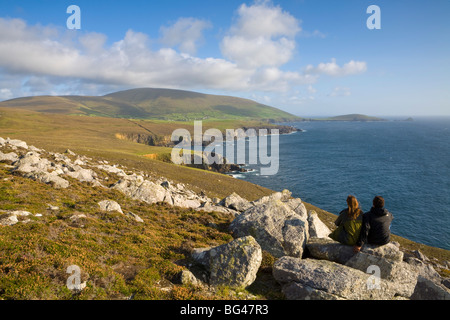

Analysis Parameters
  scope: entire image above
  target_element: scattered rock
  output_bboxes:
[251,189,292,206]
[125,212,144,223]
[0,151,19,163]
[47,204,60,211]
[66,168,97,183]
[0,214,19,226]
[413,250,430,262]
[6,138,28,150]
[196,203,239,216]
[192,236,262,288]
[98,200,123,214]
[65,149,76,156]
[112,176,173,206]
[219,192,252,212]
[178,270,202,287]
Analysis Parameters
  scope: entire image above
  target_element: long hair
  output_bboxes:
[347,195,362,220]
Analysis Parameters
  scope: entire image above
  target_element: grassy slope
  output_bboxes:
[0,107,448,300]
[0,88,302,122]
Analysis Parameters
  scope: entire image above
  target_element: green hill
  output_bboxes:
[0,88,301,122]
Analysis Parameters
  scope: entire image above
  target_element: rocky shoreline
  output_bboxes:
[1,136,449,300]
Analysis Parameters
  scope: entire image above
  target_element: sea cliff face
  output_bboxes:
[0,136,449,300]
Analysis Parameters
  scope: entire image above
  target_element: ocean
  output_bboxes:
[227,118,450,250]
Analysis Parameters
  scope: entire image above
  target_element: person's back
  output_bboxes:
[354,196,393,252]
[329,195,363,246]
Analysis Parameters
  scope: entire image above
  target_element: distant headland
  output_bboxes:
[302,114,387,122]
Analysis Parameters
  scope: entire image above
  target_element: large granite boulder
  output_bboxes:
[192,236,262,288]
[229,200,308,258]
[273,257,406,300]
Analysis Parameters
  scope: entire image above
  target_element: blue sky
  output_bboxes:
[0,0,448,116]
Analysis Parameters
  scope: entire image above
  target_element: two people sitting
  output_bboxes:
[329,195,393,253]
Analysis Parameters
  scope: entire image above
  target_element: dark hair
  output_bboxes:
[373,196,385,208]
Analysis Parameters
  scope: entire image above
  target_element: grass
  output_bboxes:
[1,163,277,300]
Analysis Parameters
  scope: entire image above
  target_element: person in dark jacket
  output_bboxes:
[353,196,393,253]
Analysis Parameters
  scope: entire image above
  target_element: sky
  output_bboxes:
[0,0,449,117]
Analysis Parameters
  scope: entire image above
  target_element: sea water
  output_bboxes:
[229,118,450,250]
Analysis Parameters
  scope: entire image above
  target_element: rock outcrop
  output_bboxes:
[229,199,308,258]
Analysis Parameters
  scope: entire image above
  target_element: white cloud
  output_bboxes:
[220,1,301,68]
[328,86,351,97]
[0,88,13,100]
[160,17,212,55]
[0,8,367,103]
[305,58,367,77]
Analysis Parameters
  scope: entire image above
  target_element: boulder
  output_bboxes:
[125,212,144,223]
[6,138,28,150]
[192,236,262,288]
[405,257,442,282]
[306,237,356,264]
[13,152,51,174]
[229,200,308,258]
[410,275,450,300]
[0,137,5,146]
[66,168,97,183]
[283,197,307,218]
[171,194,201,209]
[112,176,172,205]
[281,281,346,300]
[360,242,404,262]
[96,164,127,177]
[250,189,292,206]
[178,270,202,287]
[219,192,252,212]
[98,200,123,214]
[307,210,332,238]
[0,214,19,226]
[0,210,33,226]
[345,246,418,298]
[25,171,70,189]
[273,257,403,300]
[195,203,239,216]
[0,151,19,163]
